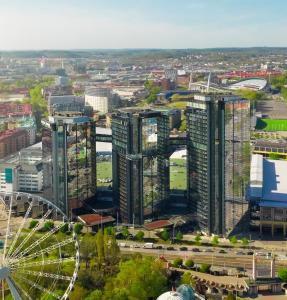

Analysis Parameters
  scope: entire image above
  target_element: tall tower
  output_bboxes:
[49,114,96,217]
[186,93,250,235]
[112,108,169,225]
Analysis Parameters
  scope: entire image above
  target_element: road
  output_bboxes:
[119,241,287,271]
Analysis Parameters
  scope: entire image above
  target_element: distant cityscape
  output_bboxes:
[0,48,287,299]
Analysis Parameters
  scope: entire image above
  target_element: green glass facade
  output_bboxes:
[186,94,250,235]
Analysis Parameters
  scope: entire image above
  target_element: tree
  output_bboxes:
[69,285,88,300]
[160,229,170,241]
[60,223,69,233]
[194,234,202,245]
[121,226,129,239]
[278,268,287,282]
[180,273,196,287]
[200,264,211,273]
[225,292,236,300]
[74,223,84,235]
[29,220,39,229]
[103,256,167,300]
[184,259,194,269]
[175,231,183,242]
[173,258,183,268]
[43,221,54,232]
[135,230,145,241]
[84,290,103,300]
[80,234,97,269]
[211,235,219,247]
[241,237,250,247]
[104,226,115,236]
[229,236,238,246]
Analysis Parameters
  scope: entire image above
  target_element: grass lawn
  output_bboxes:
[166,101,188,110]
[97,161,112,186]
[170,158,186,190]
[256,118,287,131]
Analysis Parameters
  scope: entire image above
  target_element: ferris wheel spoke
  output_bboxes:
[11,237,74,266]
[10,222,67,261]
[17,269,72,281]
[3,196,13,261]
[6,277,22,300]
[7,200,34,257]
[9,208,54,259]
[13,274,61,299]
[10,257,76,270]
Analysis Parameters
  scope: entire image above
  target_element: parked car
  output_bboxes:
[219,249,227,254]
[155,245,163,250]
[192,248,200,252]
[247,251,254,255]
[166,246,175,251]
[180,247,188,251]
[203,248,213,253]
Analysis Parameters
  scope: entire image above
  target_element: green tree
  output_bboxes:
[269,153,280,160]
[74,223,84,235]
[135,230,145,241]
[211,235,219,247]
[180,273,196,287]
[241,237,250,247]
[184,259,194,269]
[80,234,97,269]
[104,226,115,236]
[84,290,103,300]
[60,223,69,233]
[43,221,54,232]
[160,229,170,241]
[194,234,202,245]
[29,220,39,229]
[103,256,167,300]
[225,292,236,300]
[69,285,88,300]
[121,226,129,239]
[200,264,211,273]
[173,258,183,268]
[229,236,238,246]
[175,231,183,242]
[278,268,287,282]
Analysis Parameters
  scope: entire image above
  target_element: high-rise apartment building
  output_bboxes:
[186,94,250,235]
[48,114,96,216]
[112,108,169,225]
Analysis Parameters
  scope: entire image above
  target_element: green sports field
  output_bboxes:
[97,161,112,187]
[170,158,187,190]
[256,119,287,131]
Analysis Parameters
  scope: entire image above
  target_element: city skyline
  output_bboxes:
[1,0,287,50]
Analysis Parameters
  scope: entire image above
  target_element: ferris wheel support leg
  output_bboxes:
[6,277,22,300]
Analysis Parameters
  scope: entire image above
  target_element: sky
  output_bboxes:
[0,0,286,50]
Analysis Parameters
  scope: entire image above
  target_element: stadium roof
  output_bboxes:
[228,78,267,91]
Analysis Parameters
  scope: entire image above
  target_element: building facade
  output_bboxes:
[0,129,29,159]
[112,108,170,225]
[186,94,250,235]
[85,87,120,113]
[49,114,96,216]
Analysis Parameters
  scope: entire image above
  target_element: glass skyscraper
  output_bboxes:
[112,108,169,225]
[186,94,250,235]
[48,114,96,217]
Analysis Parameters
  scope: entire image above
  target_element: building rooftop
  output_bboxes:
[262,159,287,202]
[78,214,115,227]
[228,78,267,91]
[144,219,172,230]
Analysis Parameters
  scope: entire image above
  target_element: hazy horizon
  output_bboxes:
[1,0,287,50]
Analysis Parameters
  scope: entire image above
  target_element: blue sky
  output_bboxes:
[0,0,286,50]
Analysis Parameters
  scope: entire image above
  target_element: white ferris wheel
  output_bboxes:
[0,192,80,300]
